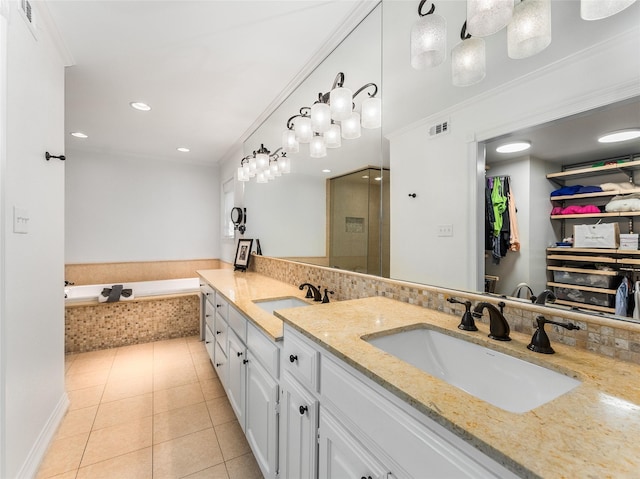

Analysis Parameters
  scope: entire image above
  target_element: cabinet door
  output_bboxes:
[227,328,247,430]
[318,408,389,479]
[204,324,215,363]
[214,340,228,389]
[246,352,279,479]
[279,371,318,479]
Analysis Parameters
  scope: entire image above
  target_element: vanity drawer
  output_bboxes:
[200,283,216,306]
[214,293,229,321]
[248,322,279,379]
[228,306,248,343]
[283,327,319,392]
[204,299,216,331]
[214,315,228,351]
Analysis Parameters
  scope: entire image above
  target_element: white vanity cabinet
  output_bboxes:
[227,328,247,429]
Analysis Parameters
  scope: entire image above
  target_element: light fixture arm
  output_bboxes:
[286,107,311,130]
[418,0,436,16]
[255,143,270,156]
[353,82,378,100]
[332,72,345,89]
[460,20,472,40]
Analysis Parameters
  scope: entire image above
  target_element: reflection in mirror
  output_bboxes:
[481,96,640,323]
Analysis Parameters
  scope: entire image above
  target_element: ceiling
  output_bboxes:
[44,0,378,165]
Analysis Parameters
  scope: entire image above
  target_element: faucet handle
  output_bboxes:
[446,297,478,331]
[322,289,334,303]
[303,285,313,299]
[528,315,580,354]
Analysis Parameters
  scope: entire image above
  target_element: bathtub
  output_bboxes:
[65,277,200,303]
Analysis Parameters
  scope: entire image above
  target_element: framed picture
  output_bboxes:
[234,238,254,271]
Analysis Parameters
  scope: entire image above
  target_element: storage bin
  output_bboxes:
[552,270,619,289]
[553,287,613,308]
[574,223,619,248]
[619,233,639,250]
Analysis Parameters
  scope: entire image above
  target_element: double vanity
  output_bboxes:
[197,269,640,478]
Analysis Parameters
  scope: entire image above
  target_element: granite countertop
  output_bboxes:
[198,269,640,478]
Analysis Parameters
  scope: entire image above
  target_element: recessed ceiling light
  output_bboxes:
[598,129,640,143]
[362,175,369,179]
[322,169,331,173]
[496,141,531,153]
[70,132,88,138]
[374,177,382,181]
[177,147,190,153]
[130,101,151,111]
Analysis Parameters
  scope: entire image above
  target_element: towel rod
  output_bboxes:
[45,152,65,161]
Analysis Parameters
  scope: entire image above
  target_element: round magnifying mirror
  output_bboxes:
[230,207,244,229]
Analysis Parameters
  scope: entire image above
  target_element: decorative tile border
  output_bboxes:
[251,255,640,364]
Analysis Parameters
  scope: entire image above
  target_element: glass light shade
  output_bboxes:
[282,129,299,153]
[237,167,249,182]
[256,171,267,184]
[330,87,353,121]
[361,97,382,129]
[310,135,327,158]
[311,102,331,133]
[265,167,275,180]
[249,157,257,174]
[271,162,281,177]
[341,112,362,140]
[581,0,637,20]
[410,14,447,69]
[242,162,252,178]
[256,152,269,170]
[452,37,486,87]
[508,0,551,59]
[279,157,291,174]
[325,123,342,148]
[294,116,312,143]
[467,0,514,37]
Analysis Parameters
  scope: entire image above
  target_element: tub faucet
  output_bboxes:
[472,302,511,341]
[299,283,322,302]
[534,289,556,305]
[528,315,580,354]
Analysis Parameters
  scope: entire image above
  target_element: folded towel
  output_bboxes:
[601,182,637,191]
[550,185,583,197]
[576,185,603,194]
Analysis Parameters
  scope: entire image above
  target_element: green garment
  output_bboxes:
[491,177,507,238]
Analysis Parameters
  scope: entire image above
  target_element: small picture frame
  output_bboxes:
[234,238,254,271]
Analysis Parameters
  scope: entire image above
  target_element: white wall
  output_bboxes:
[1,2,68,476]
[386,0,640,291]
[220,143,242,264]
[65,150,220,263]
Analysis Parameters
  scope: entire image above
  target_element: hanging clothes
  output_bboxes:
[507,187,520,252]
[634,281,640,320]
[489,177,508,264]
[615,277,630,316]
[484,185,495,251]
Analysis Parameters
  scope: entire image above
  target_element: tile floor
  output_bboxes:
[36,336,262,479]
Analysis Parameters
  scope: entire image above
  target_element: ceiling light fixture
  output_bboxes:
[410,0,447,70]
[177,147,190,152]
[597,129,640,143]
[496,141,531,153]
[466,0,514,37]
[580,0,637,20]
[508,0,552,59]
[130,101,151,111]
[282,72,381,155]
[70,132,88,138]
[238,144,289,183]
[452,21,486,87]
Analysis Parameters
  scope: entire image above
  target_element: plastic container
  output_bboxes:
[552,270,619,289]
[553,287,613,307]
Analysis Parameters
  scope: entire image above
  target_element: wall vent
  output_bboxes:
[19,0,38,39]
[429,120,449,138]
[21,0,32,23]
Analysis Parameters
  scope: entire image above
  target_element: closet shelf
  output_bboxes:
[553,298,615,314]
[550,188,640,201]
[546,156,640,183]
[547,281,617,295]
[546,265,619,276]
[550,212,621,220]
[547,254,617,263]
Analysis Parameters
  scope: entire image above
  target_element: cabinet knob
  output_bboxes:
[243,359,249,364]
[215,363,222,367]
[205,340,211,344]
[289,354,298,363]
[237,351,243,357]
[216,304,222,308]
[216,331,222,335]
[205,292,210,296]
[205,314,211,317]
[299,405,308,415]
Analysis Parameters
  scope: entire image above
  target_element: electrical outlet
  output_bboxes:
[437,224,453,237]
[14,207,29,234]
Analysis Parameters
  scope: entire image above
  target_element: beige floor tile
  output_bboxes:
[206,397,236,426]
[154,354,195,372]
[40,470,77,479]
[75,446,152,479]
[153,382,205,414]
[225,452,262,479]
[109,360,154,381]
[154,338,191,356]
[101,374,153,403]
[75,348,117,361]
[56,405,98,439]
[153,364,199,391]
[36,431,89,479]
[153,428,224,479]
[81,416,152,467]
[200,377,225,401]
[214,420,250,461]
[65,369,110,391]
[67,384,104,411]
[153,402,212,444]
[182,462,229,479]
[116,342,155,357]
[65,355,114,376]
[93,393,153,430]
[194,359,217,381]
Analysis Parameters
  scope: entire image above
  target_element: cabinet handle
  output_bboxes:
[243,359,249,364]
[205,314,211,317]
[289,354,298,363]
[205,340,211,344]
[299,405,308,415]
[216,331,222,335]
[215,363,222,367]
[237,351,243,357]
[216,304,223,308]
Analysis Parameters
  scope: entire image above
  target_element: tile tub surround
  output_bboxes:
[65,294,200,353]
[250,254,640,364]
[276,295,640,479]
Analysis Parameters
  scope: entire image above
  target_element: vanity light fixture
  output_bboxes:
[238,145,289,183]
[508,0,552,59]
[129,101,151,111]
[597,129,640,143]
[580,0,637,20]
[452,22,486,87]
[466,0,514,37]
[410,0,447,70]
[496,141,531,153]
[70,132,88,138]
[282,72,380,155]
[176,147,190,152]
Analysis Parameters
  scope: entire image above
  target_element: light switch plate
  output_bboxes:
[14,207,29,234]
[437,224,453,237]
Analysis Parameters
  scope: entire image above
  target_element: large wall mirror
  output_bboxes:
[242,0,640,324]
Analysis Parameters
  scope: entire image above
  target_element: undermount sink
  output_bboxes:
[253,297,310,315]
[365,328,581,413]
